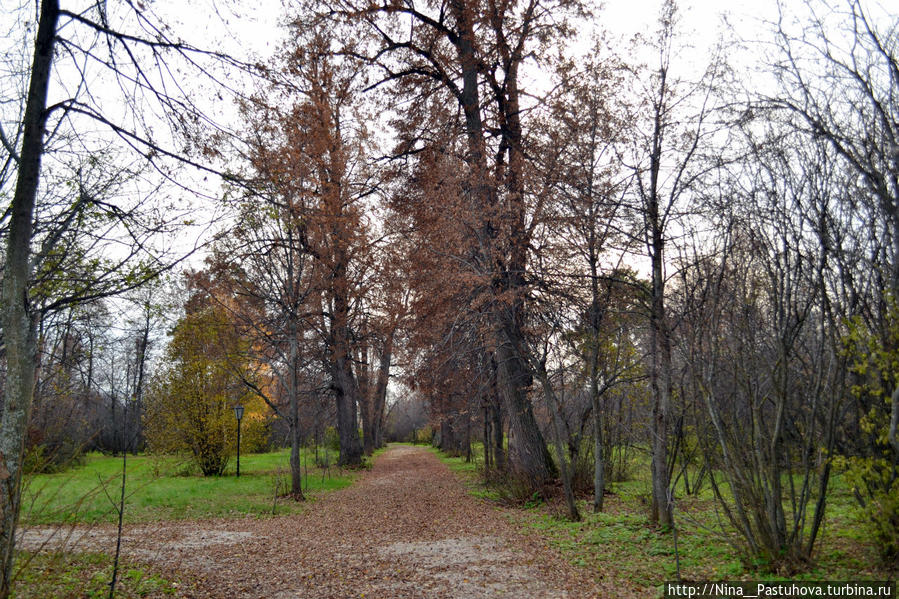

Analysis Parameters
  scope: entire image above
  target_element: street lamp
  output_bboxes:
[233,404,244,477]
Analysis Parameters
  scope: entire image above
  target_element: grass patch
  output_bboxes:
[12,550,186,598]
[434,447,897,594]
[23,448,357,525]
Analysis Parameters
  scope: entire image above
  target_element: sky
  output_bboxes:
[1,0,894,274]
[0,0,894,380]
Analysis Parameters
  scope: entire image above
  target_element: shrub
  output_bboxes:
[414,426,433,445]
[23,440,85,475]
[143,306,248,476]
[323,426,340,452]
[839,304,899,566]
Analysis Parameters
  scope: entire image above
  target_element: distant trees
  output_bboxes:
[317,0,599,487]
[25,301,107,471]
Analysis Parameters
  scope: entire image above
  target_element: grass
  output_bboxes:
[15,446,378,597]
[22,447,359,526]
[433,444,898,596]
[11,551,187,598]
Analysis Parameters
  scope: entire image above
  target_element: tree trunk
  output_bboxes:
[370,333,393,450]
[287,317,305,499]
[646,63,673,528]
[495,328,556,483]
[649,252,673,528]
[588,253,605,512]
[483,404,492,469]
[440,417,456,454]
[592,395,605,513]
[536,364,580,521]
[130,298,152,453]
[490,368,505,471]
[465,408,472,462]
[358,337,374,456]
[360,390,374,456]
[327,243,363,466]
[331,354,362,466]
[0,1,59,595]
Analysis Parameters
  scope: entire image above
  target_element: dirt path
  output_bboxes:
[21,445,603,598]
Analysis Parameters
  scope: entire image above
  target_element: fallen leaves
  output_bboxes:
[23,446,603,598]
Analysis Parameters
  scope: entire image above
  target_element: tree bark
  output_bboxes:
[649,233,673,528]
[358,335,374,456]
[0,1,59,595]
[325,212,363,465]
[495,338,556,482]
[329,281,363,466]
[330,351,363,466]
[488,360,505,471]
[287,316,305,499]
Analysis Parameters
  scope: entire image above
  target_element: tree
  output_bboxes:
[144,284,254,476]
[533,43,638,511]
[627,0,725,527]
[319,0,593,485]
[210,177,320,496]
[0,1,249,591]
[233,28,382,467]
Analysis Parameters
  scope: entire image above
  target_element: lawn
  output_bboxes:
[433,444,897,596]
[14,446,368,597]
[22,447,359,526]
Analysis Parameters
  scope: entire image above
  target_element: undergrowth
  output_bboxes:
[433,444,898,595]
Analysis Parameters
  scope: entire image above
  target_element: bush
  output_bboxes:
[23,441,86,475]
[237,409,272,454]
[866,479,899,564]
[413,426,433,445]
[323,426,340,452]
[143,305,248,476]
[839,304,899,565]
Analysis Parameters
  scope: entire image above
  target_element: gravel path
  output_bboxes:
[21,445,603,598]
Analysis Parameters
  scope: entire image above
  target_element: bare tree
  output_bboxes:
[627,0,725,528]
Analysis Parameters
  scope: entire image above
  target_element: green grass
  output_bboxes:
[11,551,185,598]
[433,446,897,595]
[23,447,358,525]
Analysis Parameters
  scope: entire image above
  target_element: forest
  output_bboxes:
[1,0,898,596]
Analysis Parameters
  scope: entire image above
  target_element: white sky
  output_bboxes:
[2,0,894,272]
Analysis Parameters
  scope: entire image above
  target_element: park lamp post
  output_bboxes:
[233,404,244,477]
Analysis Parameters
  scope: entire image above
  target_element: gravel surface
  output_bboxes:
[21,445,604,598]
